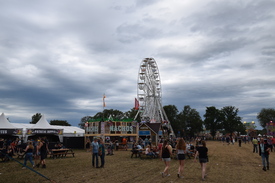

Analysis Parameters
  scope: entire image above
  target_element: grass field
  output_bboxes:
[0,141,274,183]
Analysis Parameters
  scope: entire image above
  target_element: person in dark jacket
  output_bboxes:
[259,138,271,171]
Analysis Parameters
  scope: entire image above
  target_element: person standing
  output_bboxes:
[194,140,208,181]
[252,137,258,153]
[85,138,91,152]
[122,137,127,151]
[259,138,271,171]
[22,141,35,169]
[272,136,275,152]
[159,140,172,177]
[176,138,186,179]
[115,140,119,151]
[238,136,242,147]
[91,138,100,168]
[37,137,48,168]
[99,138,105,168]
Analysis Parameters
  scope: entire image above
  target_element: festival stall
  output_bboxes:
[0,113,23,139]
[85,119,139,148]
[25,115,63,143]
[139,122,162,145]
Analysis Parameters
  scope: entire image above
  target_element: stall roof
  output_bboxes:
[31,114,62,129]
[0,113,17,129]
[11,123,84,136]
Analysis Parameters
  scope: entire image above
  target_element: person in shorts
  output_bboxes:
[159,140,172,177]
[176,138,186,178]
[194,140,208,181]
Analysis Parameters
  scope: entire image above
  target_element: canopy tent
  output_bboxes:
[26,114,64,142]
[0,113,23,136]
[11,123,84,137]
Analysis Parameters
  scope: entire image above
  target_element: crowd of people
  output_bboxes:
[220,135,275,171]
[0,137,51,169]
[0,137,25,161]
[159,137,208,181]
[2,134,274,181]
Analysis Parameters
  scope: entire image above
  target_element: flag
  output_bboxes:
[134,98,139,110]
[103,94,106,107]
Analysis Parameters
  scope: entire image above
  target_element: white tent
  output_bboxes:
[10,114,84,142]
[26,114,64,142]
[32,114,57,129]
[0,113,23,136]
[0,113,16,128]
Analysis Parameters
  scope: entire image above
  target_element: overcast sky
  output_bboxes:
[1,0,274,129]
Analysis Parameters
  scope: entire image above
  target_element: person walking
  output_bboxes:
[91,138,100,168]
[259,138,271,171]
[99,138,105,168]
[37,137,49,168]
[252,137,258,153]
[34,139,41,167]
[176,138,186,179]
[194,140,208,181]
[159,140,172,177]
[22,141,35,169]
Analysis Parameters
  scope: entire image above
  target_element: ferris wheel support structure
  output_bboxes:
[134,58,174,139]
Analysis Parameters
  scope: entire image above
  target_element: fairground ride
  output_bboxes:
[134,58,174,139]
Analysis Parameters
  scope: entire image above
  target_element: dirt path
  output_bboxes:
[1,141,274,183]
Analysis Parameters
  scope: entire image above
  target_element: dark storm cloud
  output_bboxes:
[0,0,274,128]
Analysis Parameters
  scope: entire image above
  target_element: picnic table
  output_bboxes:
[49,149,75,159]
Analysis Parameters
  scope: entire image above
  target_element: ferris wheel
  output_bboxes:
[135,58,170,125]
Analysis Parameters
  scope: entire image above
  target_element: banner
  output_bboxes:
[26,129,63,135]
[0,129,23,135]
[135,98,139,110]
[103,94,106,107]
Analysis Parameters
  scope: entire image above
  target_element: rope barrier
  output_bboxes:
[0,151,57,183]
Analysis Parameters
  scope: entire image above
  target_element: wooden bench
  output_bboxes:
[131,149,142,158]
[17,152,25,159]
[50,149,69,159]
[66,149,75,157]
[49,149,75,158]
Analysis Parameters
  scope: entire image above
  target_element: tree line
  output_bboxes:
[28,107,275,138]
[77,106,275,138]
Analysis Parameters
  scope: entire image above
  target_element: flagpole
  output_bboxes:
[102,94,106,121]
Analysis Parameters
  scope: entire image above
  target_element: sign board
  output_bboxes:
[26,129,63,135]
[0,129,23,135]
[139,130,150,136]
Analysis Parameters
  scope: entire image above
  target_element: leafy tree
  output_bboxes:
[124,108,140,121]
[93,109,124,120]
[220,106,243,136]
[30,113,42,124]
[178,105,203,138]
[79,116,93,129]
[163,105,180,135]
[50,120,71,126]
[203,106,223,139]
[235,121,246,135]
[257,108,275,128]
